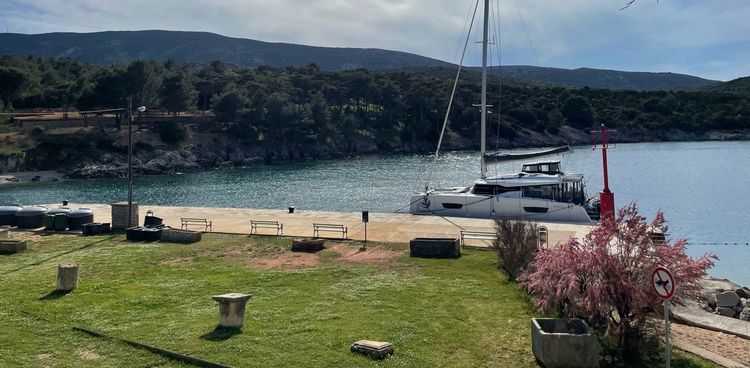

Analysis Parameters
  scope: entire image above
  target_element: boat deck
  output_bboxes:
[52,203,594,248]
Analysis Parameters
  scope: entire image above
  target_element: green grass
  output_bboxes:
[0,233,720,367]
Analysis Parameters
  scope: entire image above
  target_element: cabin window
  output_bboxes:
[472,184,520,195]
[442,203,463,209]
[522,185,555,200]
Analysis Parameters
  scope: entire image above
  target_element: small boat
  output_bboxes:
[484,146,570,163]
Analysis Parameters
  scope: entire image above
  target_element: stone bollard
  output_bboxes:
[56,262,79,291]
[212,293,252,328]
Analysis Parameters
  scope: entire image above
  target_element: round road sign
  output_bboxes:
[651,266,676,300]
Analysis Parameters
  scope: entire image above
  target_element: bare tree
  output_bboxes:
[621,0,658,10]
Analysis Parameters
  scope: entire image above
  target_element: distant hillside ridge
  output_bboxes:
[0,30,719,90]
[0,30,453,71]
[483,65,719,91]
[704,76,750,95]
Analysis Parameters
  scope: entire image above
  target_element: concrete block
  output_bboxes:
[0,240,27,254]
[736,288,750,299]
[212,293,252,328]
[56,262,79,291]
[351,340,394,360]
[716,307,737,318]
[111,201,139,229]
[409,238,460,258]
[531,318,598,368]
[161,228,202,244]
[739,308,750,321]
[716,291,741,308]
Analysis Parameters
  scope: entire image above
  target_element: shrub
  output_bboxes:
[492,219,538,280]
[519,204,716,362]
[155,120,186,144]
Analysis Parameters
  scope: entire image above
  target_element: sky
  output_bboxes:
[1,0,749,81]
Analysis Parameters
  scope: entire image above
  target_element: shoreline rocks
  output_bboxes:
[700,277,750,321]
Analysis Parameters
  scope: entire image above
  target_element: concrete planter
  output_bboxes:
[531,318,598,368]
[161,228,202,244]
[409,238,460,258]
[0,240,27,254]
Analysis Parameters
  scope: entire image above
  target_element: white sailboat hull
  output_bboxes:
[409,192,593,223]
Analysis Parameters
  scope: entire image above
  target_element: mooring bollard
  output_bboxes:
[56,262,79,291]
[212,293,252,328]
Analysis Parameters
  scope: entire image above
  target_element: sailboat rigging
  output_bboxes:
[408,0,597,223]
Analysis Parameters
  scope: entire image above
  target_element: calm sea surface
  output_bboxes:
[2,141,749,285]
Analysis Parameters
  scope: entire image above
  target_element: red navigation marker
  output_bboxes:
[651,266,676,300]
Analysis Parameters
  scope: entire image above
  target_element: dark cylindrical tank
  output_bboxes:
[15,206,48,229]
[47,208,71,231]
[45,215,56,230]
[0,205,23,226]
[54,214,68,231]
[67,208,94,230]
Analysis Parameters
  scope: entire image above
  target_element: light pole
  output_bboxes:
[127,98,147,228]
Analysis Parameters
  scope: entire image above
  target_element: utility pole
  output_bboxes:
[127,97,134,228]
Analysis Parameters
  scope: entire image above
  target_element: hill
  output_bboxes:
[704,76,750,95]
[484,65,719,91]
[0,30,719,91]
[0,30,453,71]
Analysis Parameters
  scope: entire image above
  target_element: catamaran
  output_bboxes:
[408,0,597,223]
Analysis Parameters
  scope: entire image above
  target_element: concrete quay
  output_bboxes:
[54,203,594,247]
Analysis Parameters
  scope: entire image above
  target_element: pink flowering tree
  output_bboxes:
[519,204,716,358]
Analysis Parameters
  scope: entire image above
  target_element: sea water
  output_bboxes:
[2,140,749,285]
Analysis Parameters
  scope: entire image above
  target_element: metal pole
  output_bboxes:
[479,0,489,179]
[664,300,670,368]
[127,97,133,228]
[601,124,609,192]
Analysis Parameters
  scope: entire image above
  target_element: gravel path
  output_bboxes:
[672,322,750,366]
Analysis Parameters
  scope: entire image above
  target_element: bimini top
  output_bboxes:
[521,160,562,175]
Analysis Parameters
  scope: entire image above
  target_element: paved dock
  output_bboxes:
[60,203,594,247]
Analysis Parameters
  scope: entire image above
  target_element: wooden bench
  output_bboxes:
[181,217,212,231]
[313,223,348,239]
[250,220,283,235]
[459,230,496,246]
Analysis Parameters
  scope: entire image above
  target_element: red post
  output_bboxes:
[599,124,615,222]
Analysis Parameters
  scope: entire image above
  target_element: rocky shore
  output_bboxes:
[0,170,64,184]
[2,125,749,179]
[700,277,750,321]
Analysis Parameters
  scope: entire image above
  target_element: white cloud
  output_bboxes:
[1,0,749,80]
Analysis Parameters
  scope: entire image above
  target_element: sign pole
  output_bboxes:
[651,266,675,368]
[664,300,670,368]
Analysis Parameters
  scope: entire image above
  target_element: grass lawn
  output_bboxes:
[0,232,720,367]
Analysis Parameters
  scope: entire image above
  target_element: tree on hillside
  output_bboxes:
[520,204,715,362]
[160,70,197,117]
[561,94,595,129]
[213,88,248,122]
[125,60,163,112]
[77,67,129,110]
[0,66,28,110]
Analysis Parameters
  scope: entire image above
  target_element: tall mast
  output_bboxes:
[480,0,489,179]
